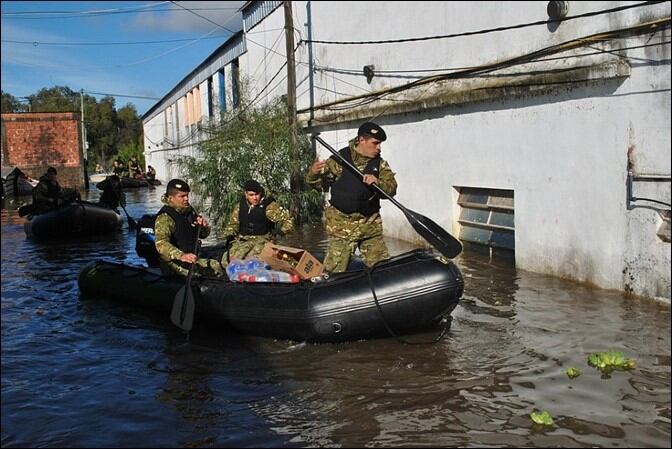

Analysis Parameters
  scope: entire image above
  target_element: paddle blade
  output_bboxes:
[127,216,138,230]
[404,209,463,259]
[171,285,195,331]
[18,204,35,217]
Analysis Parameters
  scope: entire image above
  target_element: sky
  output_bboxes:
[1,1,245,116]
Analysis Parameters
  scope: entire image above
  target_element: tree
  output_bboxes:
[174,86,323,227]
[28,86,78,112]
[1,91,28,113]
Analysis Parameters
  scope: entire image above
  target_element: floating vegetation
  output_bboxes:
[565,367,581,379]
[587,350,636,373]
[530,410,554,426]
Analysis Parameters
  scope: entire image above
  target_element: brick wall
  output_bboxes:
[1,112,85,189]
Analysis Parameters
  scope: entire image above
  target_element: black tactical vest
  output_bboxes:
[157,205,199,253]
[329,146,381,216]
[238,196,275,235]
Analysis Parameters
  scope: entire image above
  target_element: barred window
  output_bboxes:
[458,187,514,252]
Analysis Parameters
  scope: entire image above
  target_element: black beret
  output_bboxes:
[243,179,263,193]
[166,178,190,193]
[357,122,387,141]
[47,166,57,175]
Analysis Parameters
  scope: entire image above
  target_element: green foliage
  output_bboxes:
[1,91,28,113]
[174,92,323,227]
[117,143,145,168]
[587,350,636,373]
[530,410,554,426]
[565,367,581,379]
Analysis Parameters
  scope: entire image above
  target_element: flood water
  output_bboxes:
[1,186,670,447]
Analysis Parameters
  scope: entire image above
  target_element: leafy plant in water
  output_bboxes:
[530,410,554,426]
[565,367,581,379]
[587,350,636,374]
[173,78,324,228]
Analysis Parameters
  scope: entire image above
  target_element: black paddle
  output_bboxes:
[120,203,138,229]
[312,134,463,259]
[108,181,137,229]
[170,228,201,332]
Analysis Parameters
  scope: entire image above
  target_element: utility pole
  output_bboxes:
[284,1,301,224]
[80,89,89,189]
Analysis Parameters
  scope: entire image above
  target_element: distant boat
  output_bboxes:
[120,177,161,188]
[24,200,123,240]
[89,172,112,183]
[2,167,38,197]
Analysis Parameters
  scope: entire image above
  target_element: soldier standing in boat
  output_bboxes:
[221,179,295,261]
[96,174,125,212]
[306,122,397,273]
[154,179,224,278]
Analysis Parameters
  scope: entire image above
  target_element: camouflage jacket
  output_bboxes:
[305,138,397,240]
[222,198,294,240]
[154,194,210,263]
[32,176,62,214]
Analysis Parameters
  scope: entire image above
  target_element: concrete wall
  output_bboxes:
[1,112,85,189]
[142,1,671,300]
[286,1,672,301]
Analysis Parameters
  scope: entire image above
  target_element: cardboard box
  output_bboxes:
[260,243,324,279]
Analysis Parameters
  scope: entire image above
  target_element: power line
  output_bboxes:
[83,91,160,100]
[2,34,234,47]
[304,1,666,45]
[1,2,240,20]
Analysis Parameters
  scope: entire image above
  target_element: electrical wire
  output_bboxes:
[303,1,666,45]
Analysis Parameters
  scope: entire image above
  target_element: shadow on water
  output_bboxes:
[2,187,670,447]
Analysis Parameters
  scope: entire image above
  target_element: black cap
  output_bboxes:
[166,178,190,193]
[47,166,57,175]
[357,122,386,141]
[243,179,263,194]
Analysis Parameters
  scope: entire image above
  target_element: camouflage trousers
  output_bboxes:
[323,235,390,273]
[323,206,390,273]
[160,258,225,278]
[224,235,271,262]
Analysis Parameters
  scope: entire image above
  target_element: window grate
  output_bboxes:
[458,187,514,251]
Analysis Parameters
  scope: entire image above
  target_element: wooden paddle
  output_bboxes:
[312,134,463,259]
[170,228,201,332]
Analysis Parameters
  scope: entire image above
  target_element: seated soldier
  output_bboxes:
[222,179,294,261]
[31,166,80,214]
[154,179,224,278]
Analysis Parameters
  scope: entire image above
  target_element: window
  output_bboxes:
[231,58,240,109]
[217,70,226,113]
[458,187,514,252]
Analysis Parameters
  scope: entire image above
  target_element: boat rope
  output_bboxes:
[366,268,450,345]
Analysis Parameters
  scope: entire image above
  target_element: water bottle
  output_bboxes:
[243,269,300,283]
[226,260,247,278]
[244,258,269,271]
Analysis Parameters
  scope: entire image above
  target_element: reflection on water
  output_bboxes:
[1,188,670,447]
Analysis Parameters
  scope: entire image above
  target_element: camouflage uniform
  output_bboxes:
[222,199,295,261]
[306,139,397,272]
[32,175,62,214]
[154,194,224,278]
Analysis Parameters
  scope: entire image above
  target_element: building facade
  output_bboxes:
[1,112,86,189]
[142,1,671,301]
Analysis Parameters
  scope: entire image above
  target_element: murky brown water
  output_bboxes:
[1,187,670,447]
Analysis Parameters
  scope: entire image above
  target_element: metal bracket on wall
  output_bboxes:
[626,171,671,211]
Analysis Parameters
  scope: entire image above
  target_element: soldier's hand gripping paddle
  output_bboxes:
[312,134,462,259]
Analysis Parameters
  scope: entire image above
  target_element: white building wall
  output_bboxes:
[240,5,291,105]
[143,1,670,300]
[239,1,669,300]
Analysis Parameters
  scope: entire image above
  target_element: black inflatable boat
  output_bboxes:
[78,249,463,342]
[24,200,123,239]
